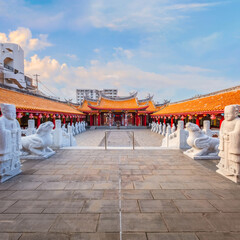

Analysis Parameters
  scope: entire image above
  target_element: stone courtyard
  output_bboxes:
[0,130,240,240]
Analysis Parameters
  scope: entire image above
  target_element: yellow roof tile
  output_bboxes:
[0,88,84,115]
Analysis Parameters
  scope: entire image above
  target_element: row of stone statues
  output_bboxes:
[0,103,86,182]
[151,122,176,136]
[151,105,240,183]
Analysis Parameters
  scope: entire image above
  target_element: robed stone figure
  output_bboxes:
[0,104,21,182]
[217,104,240,183]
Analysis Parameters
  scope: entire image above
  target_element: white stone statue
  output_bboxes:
[162,123,166,136]
[166,123,171,135]
[62,124,67,133]
[184,122,219,160]
[26,119,36,136]
[151,122,156,132]
[0,104,21,182]
[67,125,77,146]
[158,123,162,134]
[163,120,189,149]
[217,105,240,183]
[202,120,212,137]
[21,121,55,159]
[52,120,72,148]
[82,121,86,131]
[171,123,176,133]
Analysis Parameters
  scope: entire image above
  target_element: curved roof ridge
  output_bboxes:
[100,91,138,101]
[83,96,98,102]
[138,95,153,103]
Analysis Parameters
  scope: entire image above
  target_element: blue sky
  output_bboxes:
[0,0,239,103]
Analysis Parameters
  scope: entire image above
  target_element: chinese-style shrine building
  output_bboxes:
[0,87,85,128]
[151,85,240,128]
[77,92,159,126]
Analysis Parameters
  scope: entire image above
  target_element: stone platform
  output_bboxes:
[0,147,240,240]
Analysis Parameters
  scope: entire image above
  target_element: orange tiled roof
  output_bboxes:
[0,88,84,115]
[139,100,157,112]
[152,88,240,116]
[89,97,148,110]
[77,99,98,112]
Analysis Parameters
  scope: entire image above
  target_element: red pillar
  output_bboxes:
[98,114,101,126]
[220,115,224,128]
[196,116,200,127]
[132,113,135,125]
[63,116,66,124]
[144,115,147,126]
[158,118,160,124]
[53,116,56,129]
[90,115,93,126]
[171,117,173,127]
[135,114,138,126]
[37,115,41,128]
[164,117,166,124]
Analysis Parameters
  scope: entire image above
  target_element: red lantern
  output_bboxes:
[210,114,216,120]
[29,113,34,119]
[181,115,185,120]
[188,115,193,120]
[17,112,22,118]
[39,114,43,119]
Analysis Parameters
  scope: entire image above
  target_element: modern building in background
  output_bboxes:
[0,43,36,90]
[76,89,118,104]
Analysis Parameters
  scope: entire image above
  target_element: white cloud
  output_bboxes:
[186,32,222,55]
[0,0,225,32]
[113,47,134,59]
[86,0,224,31]
[24,54,236,103]
[66,54,78,61]
[0,27,51,55]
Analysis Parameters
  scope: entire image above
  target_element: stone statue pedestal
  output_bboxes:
[21,151,55,160]
[184,151,220,160]
[216,168,239,183]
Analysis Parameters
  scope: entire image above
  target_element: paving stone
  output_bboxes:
[139,200,177,213]
[9,182,43,191]
[0,233,22,240]
[7,191,42,200]
[37,190,73,200]
[0,214,58,232]
[147,233,198,240]
[122,233,147,240]
[0,200,16,213]
[50,214,99,233]
[37,182,68,190]
[70,233,119,240]
[183,190,221,199]
[122,213,167,232]
[97,213,119,232]
[134,181,161,189]
[73,190,104,199]
[19,233,69,240]
[163,213,214,231]
[0,191,15,199]
[151,190,186,199]
[209,199,240,212]
[196,232,240,240]
[212,189,240,199]
[122,190,153,199]
[93,182,118,190]
[64,182,94,190]
[205,213,240,231]
[173,200,218,212]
